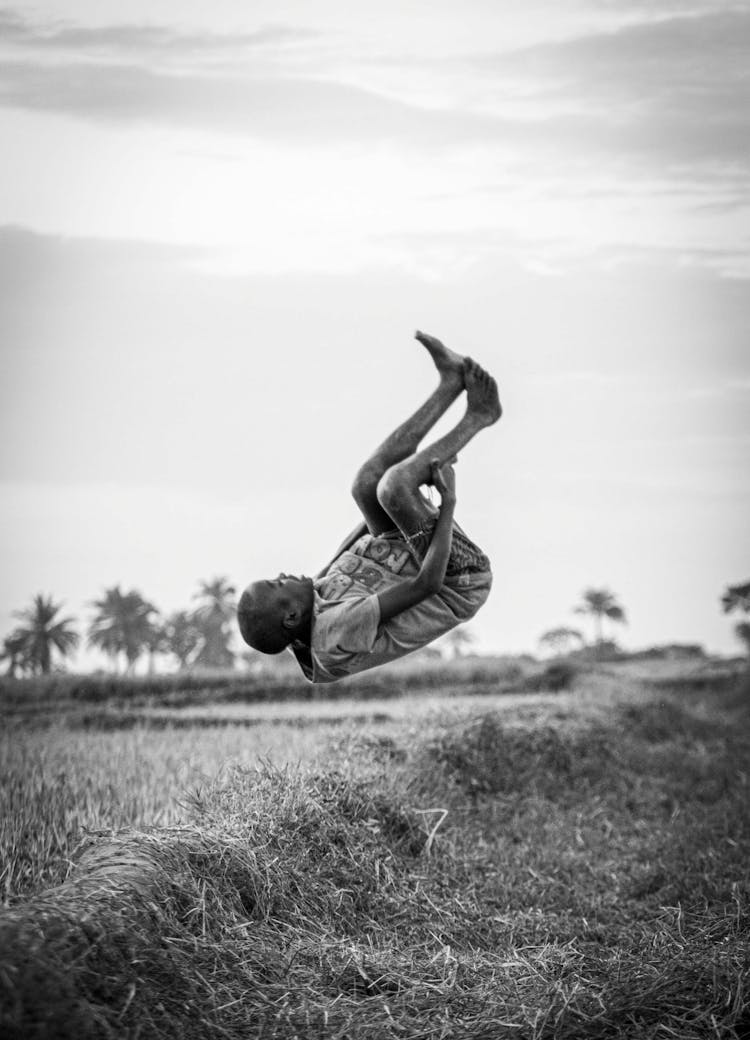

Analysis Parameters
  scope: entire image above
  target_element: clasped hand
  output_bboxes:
[429,458,457,503]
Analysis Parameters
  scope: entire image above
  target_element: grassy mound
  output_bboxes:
[2,689,749,1038]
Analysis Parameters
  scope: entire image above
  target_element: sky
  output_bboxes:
[1,0,749,667]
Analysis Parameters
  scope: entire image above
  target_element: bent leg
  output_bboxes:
[352,332,464,534]
[376,360,501,537]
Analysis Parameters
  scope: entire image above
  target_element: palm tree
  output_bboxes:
[735,621,750,659]
[10,594,79,675]
[88,586,160,674]
[721,581,750,615]
[164,610,201,671]
[539,626,583,656]
[721,582,750,664]
[440,625,476,659]
[192,576,236,670]
[574,588,626,646]
[144,621,168,675]
[1,628,32,677]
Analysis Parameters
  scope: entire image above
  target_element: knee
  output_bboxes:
[376,463,407,512]
[351,462,380,508]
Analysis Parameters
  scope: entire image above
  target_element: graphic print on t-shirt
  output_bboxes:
[316,536,411,602]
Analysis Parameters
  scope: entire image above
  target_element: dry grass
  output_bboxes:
[0,722,329,901]
[1,672,749,1038]
[0,681,645,903]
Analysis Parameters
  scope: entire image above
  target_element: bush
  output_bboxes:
[520,659,579,692]
[425,714,610,798]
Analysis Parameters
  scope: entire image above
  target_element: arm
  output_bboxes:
[376,460,456,624]
[314,519,369,580]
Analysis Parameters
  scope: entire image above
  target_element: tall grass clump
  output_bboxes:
[2,684,749,1038]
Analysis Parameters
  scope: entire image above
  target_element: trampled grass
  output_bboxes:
[1,668,749,1038]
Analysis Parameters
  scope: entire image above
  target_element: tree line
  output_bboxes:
[538,582,750,658]
[4,578,749,678]
[1,578,237,677]
[538,587,627,656]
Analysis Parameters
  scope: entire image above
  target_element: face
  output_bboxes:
[247,574,313,615]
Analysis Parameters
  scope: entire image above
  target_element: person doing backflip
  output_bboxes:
[237,331,502,683]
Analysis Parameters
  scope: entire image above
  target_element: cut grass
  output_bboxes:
[1,677,749,1038]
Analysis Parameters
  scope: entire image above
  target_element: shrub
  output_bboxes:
[521,659,579,693]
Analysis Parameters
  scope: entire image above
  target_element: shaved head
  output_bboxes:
[237,575,314,655]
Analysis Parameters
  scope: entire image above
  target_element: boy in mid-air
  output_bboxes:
[237,331,502,683]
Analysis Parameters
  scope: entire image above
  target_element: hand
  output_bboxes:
[430,458,457,503]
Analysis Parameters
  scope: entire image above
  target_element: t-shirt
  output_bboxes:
[292,530,492,683]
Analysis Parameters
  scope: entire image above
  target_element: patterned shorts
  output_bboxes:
[402,520,491,578]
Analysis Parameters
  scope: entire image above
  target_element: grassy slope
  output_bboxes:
[1,671,749,1038]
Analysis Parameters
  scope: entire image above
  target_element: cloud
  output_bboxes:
[0,8,313,62]
[0,8,478,143]
[0,4,747,180]
[0,55,507,146]
[590,0,723,16]
[0,223,204,286]
[475,8,750,168]
[0,1,748,265]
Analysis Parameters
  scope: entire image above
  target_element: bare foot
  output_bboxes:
[464,358,502,425]
[415,330,464,387]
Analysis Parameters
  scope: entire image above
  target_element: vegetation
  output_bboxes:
[1,595,79,676]
[574,587,627,646]
[435,624,476,658]
[722,580,750,615]
[736,621,750,658]
[0,655,536,721]
[192,577,237,670]
[1,666,748,1038]
[722,580,750,658]
[538,625,583,656]
[0,721,327,899]
[163,609,201,670]
[88,586,160,675]
[0,629,31,678]
[3,576,244,678]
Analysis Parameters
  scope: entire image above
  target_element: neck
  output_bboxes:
[289,608,313,649]
[295,613,313,648]
[297,581,315,646]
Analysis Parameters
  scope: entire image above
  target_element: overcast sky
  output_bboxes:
[1,0,748,665]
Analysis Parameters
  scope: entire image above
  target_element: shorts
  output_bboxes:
[392,519,491,579]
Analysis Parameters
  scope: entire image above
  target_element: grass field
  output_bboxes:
[1,661,749,1038]
[1,685,593,902]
